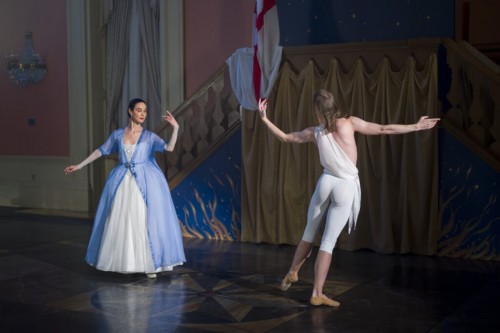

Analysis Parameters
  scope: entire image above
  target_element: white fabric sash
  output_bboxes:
[315,127,361,233]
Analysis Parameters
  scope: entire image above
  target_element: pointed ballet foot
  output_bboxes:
[280,271,298,291]
[310,295,340,308]
[146,273,157,279]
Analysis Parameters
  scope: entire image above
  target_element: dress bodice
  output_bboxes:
[123,143,136,162]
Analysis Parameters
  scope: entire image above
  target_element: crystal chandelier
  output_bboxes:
[5,32,47,87]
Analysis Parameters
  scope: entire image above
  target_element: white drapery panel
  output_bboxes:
[227,0,282,110]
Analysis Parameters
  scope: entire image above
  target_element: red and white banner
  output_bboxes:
[227,0,282,110]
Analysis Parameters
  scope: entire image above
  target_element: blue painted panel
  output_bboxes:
[172,130,242,241]
[438,129,500,260]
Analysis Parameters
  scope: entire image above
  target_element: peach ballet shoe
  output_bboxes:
[310,295,340,308]
[280,271,298,291]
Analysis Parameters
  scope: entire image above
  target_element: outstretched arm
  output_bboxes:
[258,98,315,144]
[162,111,179,152]
[350,115,440,135]
[64,149,103,175]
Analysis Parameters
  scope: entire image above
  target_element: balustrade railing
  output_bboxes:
[443,38,500,171]
[155,64,241,188]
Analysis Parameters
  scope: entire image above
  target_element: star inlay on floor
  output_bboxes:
[47,268,355,333]
[2,207,499,333]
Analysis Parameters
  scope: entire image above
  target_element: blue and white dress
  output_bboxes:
[85,128,185,273]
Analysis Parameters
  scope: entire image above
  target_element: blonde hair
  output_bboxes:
[313,89,349,133]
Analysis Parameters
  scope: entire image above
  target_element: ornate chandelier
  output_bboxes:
[5,32,47,87]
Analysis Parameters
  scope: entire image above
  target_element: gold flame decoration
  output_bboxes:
[437,166,498,260]
[177,169,241,241]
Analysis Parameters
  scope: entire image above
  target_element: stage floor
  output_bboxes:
[0,206,499,332]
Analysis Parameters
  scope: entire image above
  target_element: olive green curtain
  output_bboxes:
[242,54,439,255]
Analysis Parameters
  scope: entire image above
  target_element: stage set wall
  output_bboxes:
[0,0,496,259]
[0,0,253,212]
[179,0,499,260]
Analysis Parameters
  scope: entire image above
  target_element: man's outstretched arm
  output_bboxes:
[259,98,315,144]
[350,116,440,135]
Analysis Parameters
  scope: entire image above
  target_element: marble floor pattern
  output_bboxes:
[0,206,499,333]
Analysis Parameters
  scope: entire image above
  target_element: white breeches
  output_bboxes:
[302,173,356,254]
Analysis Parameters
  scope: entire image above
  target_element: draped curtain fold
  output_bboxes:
[102,0,162,132]
[101,0,132,132]
[134,0,161,130]
[242,54,439,255]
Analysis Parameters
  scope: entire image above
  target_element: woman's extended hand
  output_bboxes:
[64,165,79,175]
[162,111,179,128]
[258,98,268,120]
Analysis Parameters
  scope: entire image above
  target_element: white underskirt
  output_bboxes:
[96,171,173,273]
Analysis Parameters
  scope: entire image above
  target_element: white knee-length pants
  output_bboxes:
[302,173,357,254]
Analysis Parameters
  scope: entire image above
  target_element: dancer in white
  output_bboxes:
[258,89,439,307]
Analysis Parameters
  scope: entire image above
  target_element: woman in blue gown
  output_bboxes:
[64,98,185,278]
